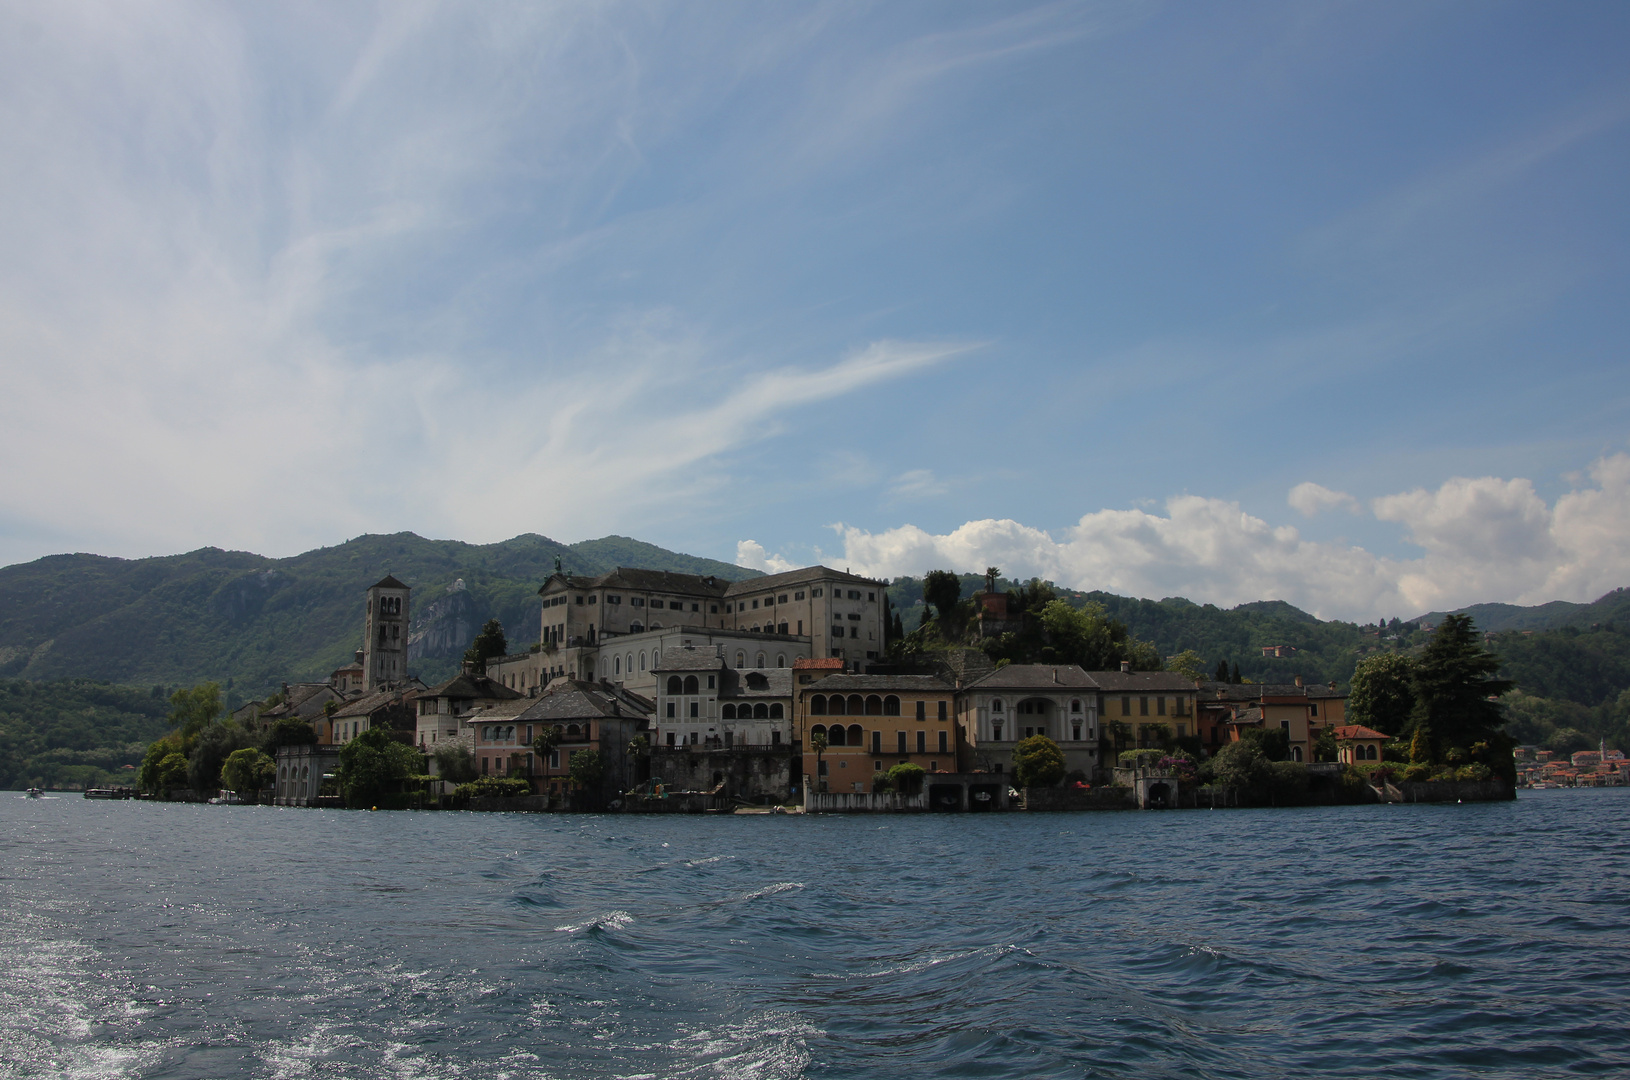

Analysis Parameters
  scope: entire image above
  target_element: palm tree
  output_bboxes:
[809,731,828,792]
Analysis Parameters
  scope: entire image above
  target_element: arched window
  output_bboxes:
[567,724,581,737]
[992,699,1004,712]
[769,703,783,719]
[756,652,766,668]
[1292,746,1304,762]
[1368,745,1379,761]
[776,654,786,668]
[847,724,863,746]
[626,653,633,675]
[812,724,827,742]
[684,675,699,695]
[827,725,846,746]
[811,695,828,715]
[847,695,865,715]
[639,651,646,671]
[735,651,745,668]
[865,695,883,716]
[614,656,622,675]
[753,703,769,719]
[667,676,683,695]
[829,695,846,716]
[630,621,644,634]
[884,696,900,716]
[722,704,737,719]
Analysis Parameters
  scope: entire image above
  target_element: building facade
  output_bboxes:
[794,673,960,793]
[363,574,412,691]
[960,665,1100,778]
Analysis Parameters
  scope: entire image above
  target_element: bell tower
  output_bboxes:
[363,574,411,691]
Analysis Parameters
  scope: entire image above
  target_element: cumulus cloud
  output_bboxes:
[831,455,1630,621]
[735,540,799,575]
[1288,482,1360,517]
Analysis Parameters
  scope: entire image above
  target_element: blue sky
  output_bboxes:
[1,1,1627,621]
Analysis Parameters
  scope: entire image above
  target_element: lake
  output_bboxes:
[1,789,1626,1079]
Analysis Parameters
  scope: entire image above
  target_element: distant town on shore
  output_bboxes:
[27,549,1615,815]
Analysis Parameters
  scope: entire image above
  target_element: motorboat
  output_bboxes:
[25,787,43,798]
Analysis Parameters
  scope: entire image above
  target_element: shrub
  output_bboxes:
[1265,760,1309,802]
[1400,763,1431,782]
[1013,735,1066,788]
[453,776,533,801]
[1337,764,1370,800]
[886,762,925,794]
[221,748,275,795]
[1455,763,1493,781]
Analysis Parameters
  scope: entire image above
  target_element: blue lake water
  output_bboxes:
[1,790,1627,1079]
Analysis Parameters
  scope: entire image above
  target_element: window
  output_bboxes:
[588,595,597,605]
[577,596,584,605]
[849,590,861,599]
[690,702,699,718]
[778,595,788,604]
[710,604,718,614]
[938,701,947,720]
[1072,699,1082,713]
[795,591,805,600]
[1157,697,1166,716]
[684,675,699,695]
[608,595,621,604]
[666,732,675,747]
[692,603,701,612]
[811,695,827,715]
[1281,720,1291,731]
[992,722,1003,741]
[632,597,645,607]
[756,652,766,668]
[1073,725,1081,741]
[769,703,783,719]
[639,651,646,671]
[847,613,861,621]
[771,730,781,745]
[776,654,786,667]
[667,675,683,694]
[872,730,881,754]
[1139,697,1149,716]
[666,703,675,718]
[797,621,803,635]
[916,700,926,720]
[752,600,759,609]
[896,731,907,754]
[938,730,947,753]
[917,731,926,754]
[993,700,1004,713]
[812,588,823,597]
[735,651,745,668]
[883,696,900,716]
[1310,703,1319,716]
[832,625,845,638]
[707,675,716,689]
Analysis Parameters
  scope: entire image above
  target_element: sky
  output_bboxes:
[1,0,1627,622]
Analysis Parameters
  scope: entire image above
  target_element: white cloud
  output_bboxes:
[832,455,1630,621]
[887,469,950,501]
[735,540,798,575]
[1288,482,1359,517]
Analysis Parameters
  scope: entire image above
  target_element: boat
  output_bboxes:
[26,787,43,798]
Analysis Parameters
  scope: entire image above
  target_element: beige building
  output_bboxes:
[960,665,1100,778]
[1090,665,1202,758]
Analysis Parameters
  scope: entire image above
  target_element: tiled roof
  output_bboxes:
[1088,671,1201,692]
[513,680,654,723]
[547,567,733,597]
[1197,681,1347,700]
[1332,724,1390,741]
[372,574,409,590]
[424,672,523,701]
[654,646,726,671]
[331,689,414,718]
[803,674,954,693]
[723,565,883,595]
[723,669,793,698]
[966,664,1098,690]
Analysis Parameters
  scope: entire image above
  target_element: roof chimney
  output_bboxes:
[1052,668,1059,683]
[1295,674,1304,687]
[1120,660,1130,674]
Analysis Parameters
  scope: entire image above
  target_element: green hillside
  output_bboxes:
[0,532,757,700]
[0,679,172,790]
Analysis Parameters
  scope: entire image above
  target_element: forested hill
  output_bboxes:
[0,533,757,699]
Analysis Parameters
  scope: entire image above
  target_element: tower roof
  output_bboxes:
[371,574,409,591]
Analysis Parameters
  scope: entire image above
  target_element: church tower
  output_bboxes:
[363,575,411,691]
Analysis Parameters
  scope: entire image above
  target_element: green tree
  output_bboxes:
[155,752,190,792]
[568,748,605,790]
[1167,650,1207,681]
[139,738,182,792]
[187,721,254,793]
[261,718,317,756]
[168,683,224,739]
[1013,734,1066,788]
[1214,659,1229,683]
[809,730,828,791]
[464,619,509,674]
[1229,662,1241,684]
[922,570,962,622]
[1210,740,1269,797]
[1408,615,1512,753]
[1313,725,1338,763]
[337,727,423,807]
[433,744,479,784]
[886,761,926,794]
[221,747,275,795]
[1349,652,1416,736]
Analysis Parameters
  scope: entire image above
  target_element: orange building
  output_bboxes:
[1332,724,1389,765]
[794,673,960,793]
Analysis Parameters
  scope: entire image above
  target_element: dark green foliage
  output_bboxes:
[155,752,189,791]
[1013,734,1066,788]
[922,570,961,622]
[0,532,758,698]
[1348,652,1417,736]
[1214,659,1229,682]
[262,718,317,755]
[187,721,255,793]
[1407,615,1512,751]
[463,618,508,674]
[1492,623,1630,707]
[1313,726,1338,762]
[1229,662,1241,684]
[568,748,605,789]
[886,762,925,794]
[1237,726,1290,762]
[434,744,479,784]
[337,727,424,807]
[0,678,170,789]
[168,683,223,738]
[221,747,275,794]
[452,776,532,800]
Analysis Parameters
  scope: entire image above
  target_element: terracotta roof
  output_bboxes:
[793,658,845,671]
[1332,724,1390,741]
